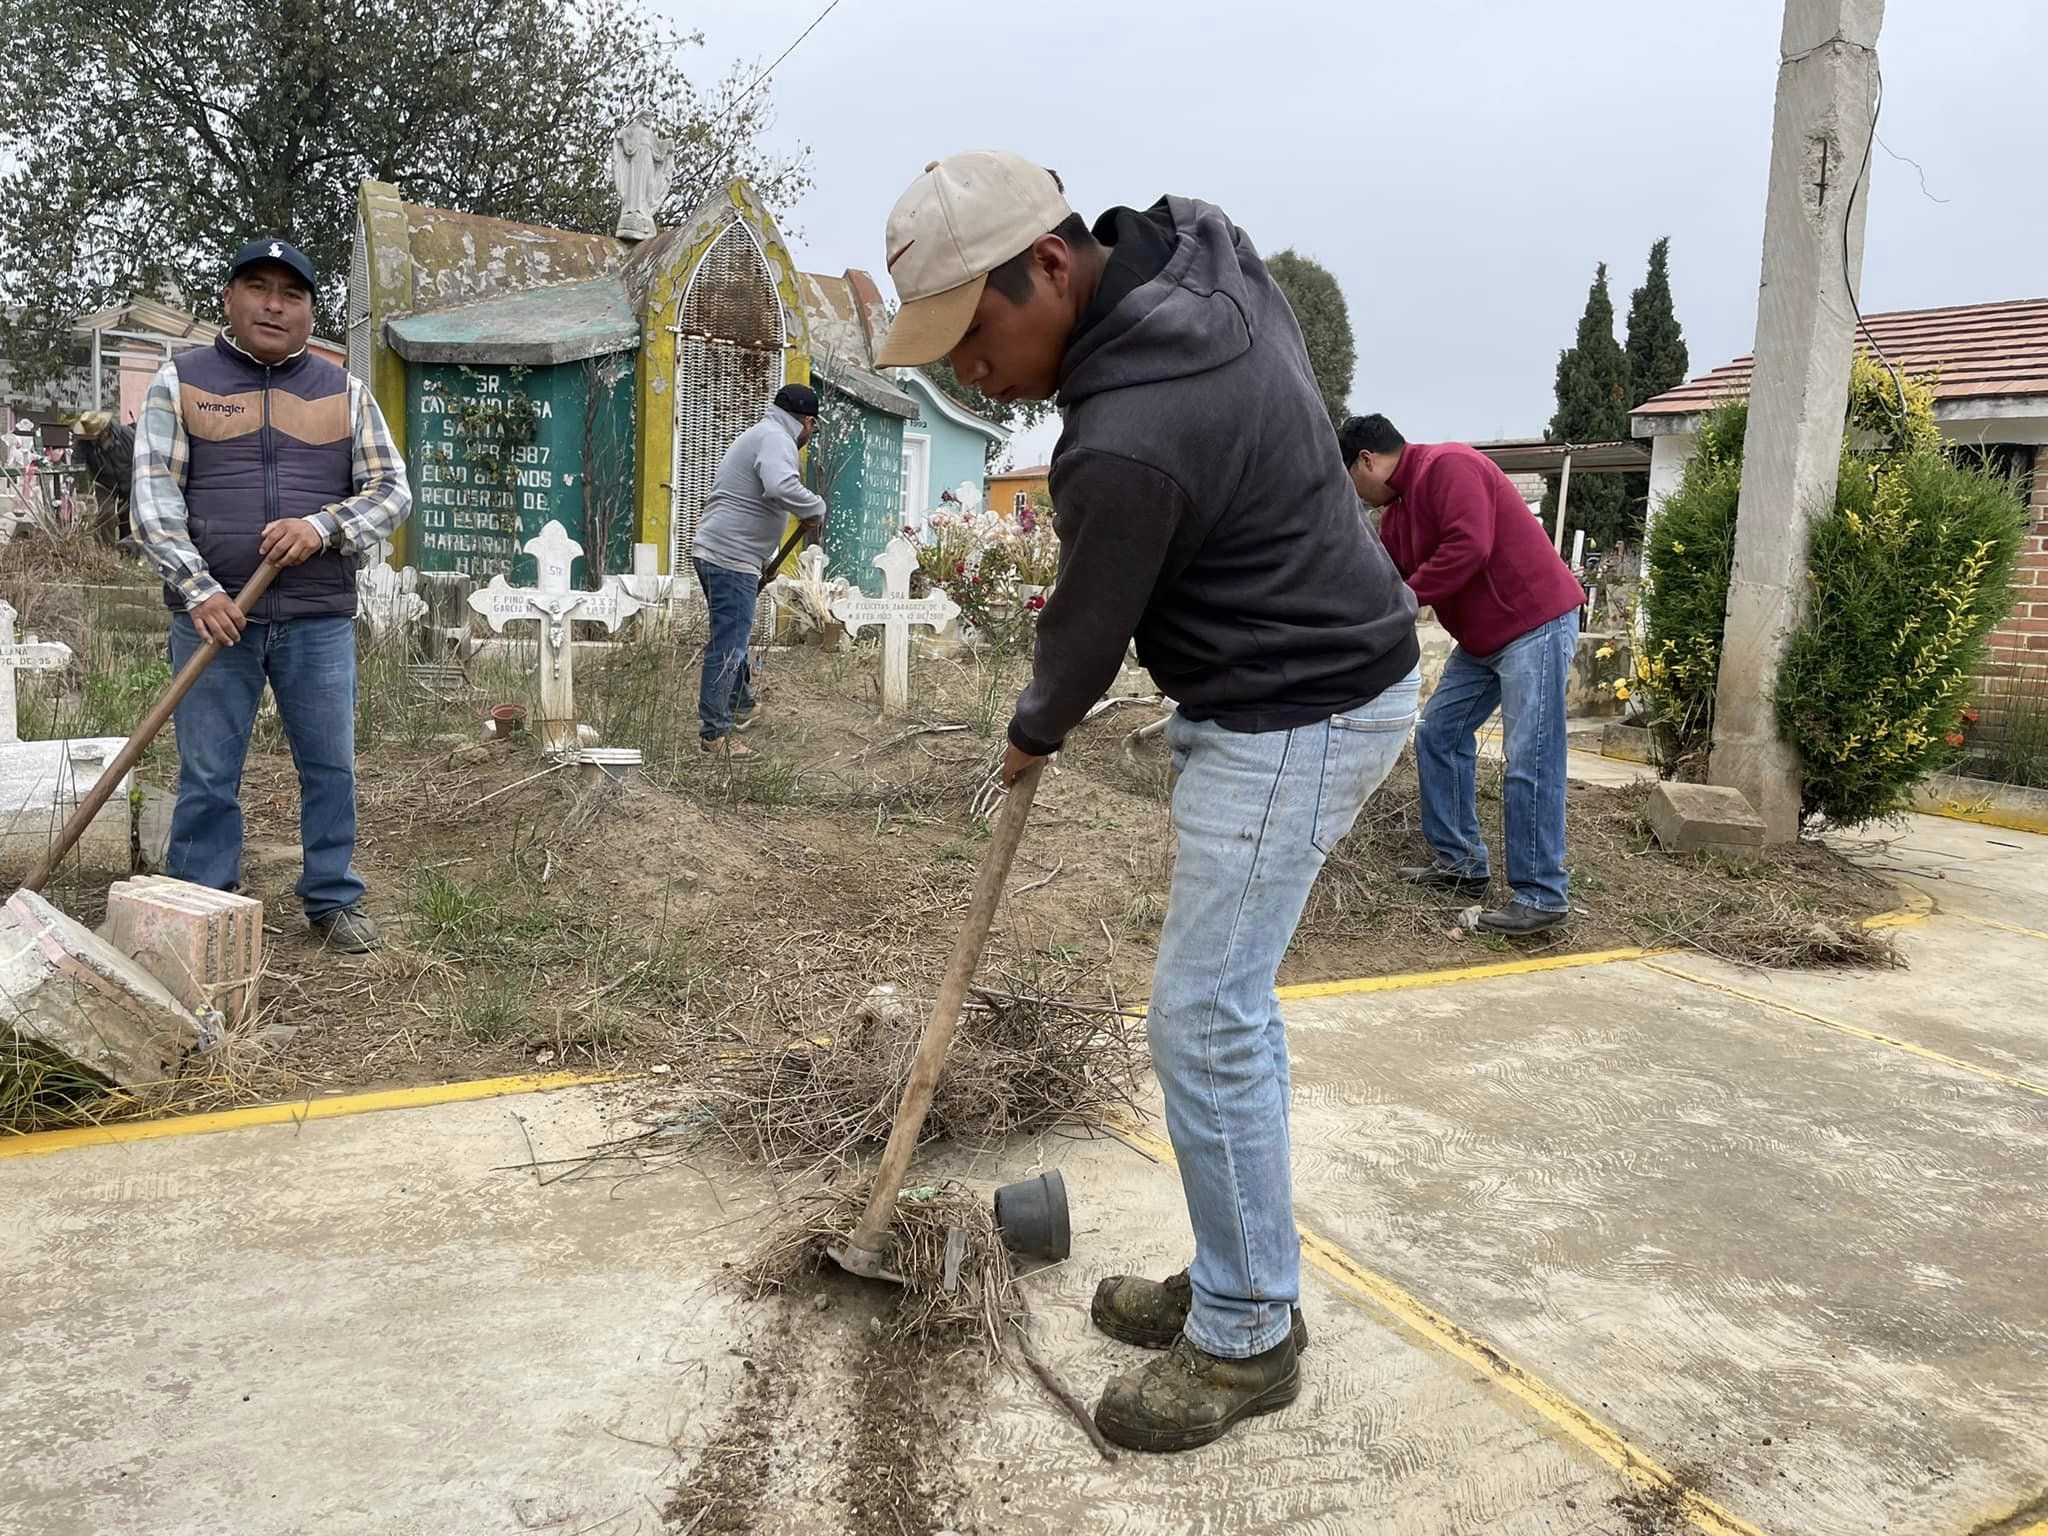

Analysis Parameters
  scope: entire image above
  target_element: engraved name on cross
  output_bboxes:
[467,520,645,750]
[828,536,958,715]
[0,600,74,746]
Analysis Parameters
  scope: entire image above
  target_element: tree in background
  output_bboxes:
[1542,262,1633,550]
[0,0,810,385]
[921,354,1056,469]
[1266,251,1356,427]
[1623,237,1689,529]
[1625,238,1689,406]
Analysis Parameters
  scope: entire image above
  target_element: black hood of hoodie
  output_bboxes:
[1005,194,1417,755]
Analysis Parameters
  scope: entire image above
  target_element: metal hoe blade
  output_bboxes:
[826,1235,906,1287]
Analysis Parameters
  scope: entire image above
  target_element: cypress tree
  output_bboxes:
[1543,262,1633,551]
[1267,250,1357,428]
[1626,237,1689,406]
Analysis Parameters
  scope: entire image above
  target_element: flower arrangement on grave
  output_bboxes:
[1636,357,2028,826]
[907,505,1059,647]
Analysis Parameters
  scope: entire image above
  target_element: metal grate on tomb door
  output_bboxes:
[671,221,785,622]
[346,216,372,386]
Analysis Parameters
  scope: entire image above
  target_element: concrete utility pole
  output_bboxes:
[1707,0,1883,842]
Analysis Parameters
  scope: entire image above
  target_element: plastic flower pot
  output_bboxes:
[992,1169,1071,1262]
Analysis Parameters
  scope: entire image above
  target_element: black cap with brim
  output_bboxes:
[228,238,316,292]
[773,383,821,418]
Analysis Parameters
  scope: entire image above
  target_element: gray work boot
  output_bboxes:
[1396,864,1491,899]
[1094,1332,1301,1453]
[311,906,382,954]
[1091,1269,1309,1354]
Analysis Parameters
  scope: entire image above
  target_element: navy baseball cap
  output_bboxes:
[773,383,821,418]
[228,238,316,292]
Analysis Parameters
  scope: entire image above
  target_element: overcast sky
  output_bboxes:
[678,0,2045,467]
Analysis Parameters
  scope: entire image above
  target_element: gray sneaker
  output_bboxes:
[311,906,382,954]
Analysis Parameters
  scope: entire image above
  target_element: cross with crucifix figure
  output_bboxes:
[467,521,645,750]
[0,600,74,746]
[829,536,958,715]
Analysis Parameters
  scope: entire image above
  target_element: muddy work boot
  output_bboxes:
[310,906,381,954]
[1094,1333,1301,1453]
[1092,1270,1308,1354]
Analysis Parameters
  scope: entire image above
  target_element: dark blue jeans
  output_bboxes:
[694,559,758,743]
[167,613,366,919]
[1417,610,1578,913]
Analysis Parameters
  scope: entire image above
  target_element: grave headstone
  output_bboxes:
[0,600,71,748]
[0,888,205,1089]
[416,570,476,661]
[829,537,959,714]
[0,600,131,875]
[467,520,645,750]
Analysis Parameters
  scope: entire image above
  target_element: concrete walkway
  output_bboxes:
[2,813,2043,1536]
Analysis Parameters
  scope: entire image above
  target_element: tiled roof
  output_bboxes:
[1634,298,2048,420]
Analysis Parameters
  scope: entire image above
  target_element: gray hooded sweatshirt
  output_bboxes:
[1009,198,1419,757]
[690,406,826,577]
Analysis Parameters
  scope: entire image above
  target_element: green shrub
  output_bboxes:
[1778,432,2027,825]
[1637,401,1747,774]
[1639,358,2028,829]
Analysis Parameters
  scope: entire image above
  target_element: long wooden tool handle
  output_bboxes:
[758,523,810,593]
[22,560,281,893]
[845,761,1044,1255]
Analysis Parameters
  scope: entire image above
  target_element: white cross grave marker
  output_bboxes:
[467,521,645,750]
[829,536,958,715]
[0,600,73,746]
[615,541,674,607]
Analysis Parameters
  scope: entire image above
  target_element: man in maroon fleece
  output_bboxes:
[1341,414,1586,934]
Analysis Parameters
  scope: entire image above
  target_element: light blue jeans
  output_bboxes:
[1416,611,1578,913]
[167,612,366,919]
[1154,669,1420,1358]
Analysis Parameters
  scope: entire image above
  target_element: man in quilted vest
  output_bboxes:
[133,238,412,954]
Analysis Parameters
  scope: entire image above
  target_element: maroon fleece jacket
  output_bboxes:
[1379,442,1586,657]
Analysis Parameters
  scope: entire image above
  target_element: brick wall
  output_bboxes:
[1972,443,2048,738]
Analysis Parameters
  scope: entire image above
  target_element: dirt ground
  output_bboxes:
[0,545,1894,1125]
[193,638,1888,1100]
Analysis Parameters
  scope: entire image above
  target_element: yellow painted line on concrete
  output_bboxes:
[0,1070,621,1161]
[1278,946,1655,1000]
[1949,910,2048,945]
[1107,1114,1773,1536]
[1865,883,1935,930]
[1915,797,2048,838]
[0,891,1935,1162]
[1642,961,2048,1100]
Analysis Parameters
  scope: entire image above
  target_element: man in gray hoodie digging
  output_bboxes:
[690,384,826,761]
[874,152,1420,1452]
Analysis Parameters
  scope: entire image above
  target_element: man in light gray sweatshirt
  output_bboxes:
[690,384,825,757]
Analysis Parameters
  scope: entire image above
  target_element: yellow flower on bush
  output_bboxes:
[1613,683,1631,703]
[1595,645,1615,661]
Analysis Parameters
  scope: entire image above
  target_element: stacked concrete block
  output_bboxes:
[0,888,204,1088]
[103,877,264,1030]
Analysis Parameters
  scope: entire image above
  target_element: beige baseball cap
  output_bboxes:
[873,151,1073,368]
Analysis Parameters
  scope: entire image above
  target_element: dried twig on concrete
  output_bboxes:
[735,1181,1021,1356]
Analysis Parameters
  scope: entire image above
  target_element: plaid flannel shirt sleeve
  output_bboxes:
[131,361,224,608]
[306,379,412,554]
